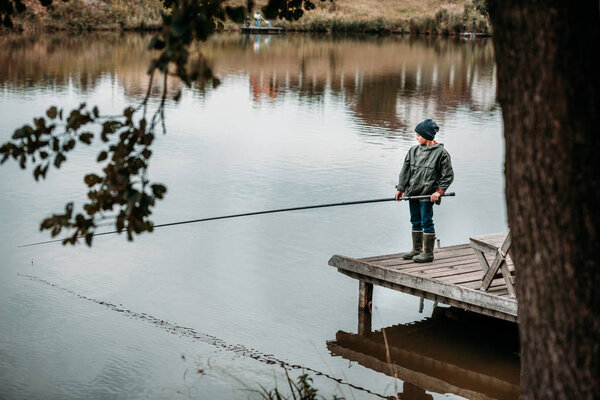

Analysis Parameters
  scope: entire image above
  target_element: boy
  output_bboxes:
[395,119,454,263]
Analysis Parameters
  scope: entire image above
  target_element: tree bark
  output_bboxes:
[486,0,600,398]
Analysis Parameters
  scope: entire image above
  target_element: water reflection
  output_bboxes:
[0,32,497,137]
[327,307,520,400]
[0,32,506,400]
[0,33,174,100]
[205,34,497,136]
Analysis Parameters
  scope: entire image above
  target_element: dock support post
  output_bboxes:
[358,309,372,336]
[357,281,373,336]
[358,280,373,311]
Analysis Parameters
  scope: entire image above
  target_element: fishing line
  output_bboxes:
[19,273,388,399]
[18,193,454,248]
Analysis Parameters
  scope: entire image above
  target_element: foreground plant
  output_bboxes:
[256,370,345,400]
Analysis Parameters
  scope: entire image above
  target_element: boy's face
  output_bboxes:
[416,133,428,145]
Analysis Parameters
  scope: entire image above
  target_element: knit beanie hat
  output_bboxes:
[415,119,439,141]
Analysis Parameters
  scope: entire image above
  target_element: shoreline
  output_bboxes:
[3,25,492,37]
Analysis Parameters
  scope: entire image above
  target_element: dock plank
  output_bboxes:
[360,244,471,262]
[370,249,477,268]
[395,255,479,272]
[398,262,480,278]
[380,253,477,269]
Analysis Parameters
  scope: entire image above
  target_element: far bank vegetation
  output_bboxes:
[257,0,490,35]
[13,0,164,31]
[10,0,489,35]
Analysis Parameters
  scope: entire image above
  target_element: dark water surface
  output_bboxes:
[0,33,517,399]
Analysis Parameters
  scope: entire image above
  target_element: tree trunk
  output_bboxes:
[486,1,600,398]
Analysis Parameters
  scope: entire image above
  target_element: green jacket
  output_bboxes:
[396,143,454,196]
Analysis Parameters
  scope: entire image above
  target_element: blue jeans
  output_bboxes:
[409,200,434,234]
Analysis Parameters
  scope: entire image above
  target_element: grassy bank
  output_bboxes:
[12,0,163,31]
[269,0,490,35]
[9,0,490,35]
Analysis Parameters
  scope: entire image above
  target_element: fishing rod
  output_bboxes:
[18,192,455,248]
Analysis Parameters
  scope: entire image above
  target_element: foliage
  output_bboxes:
[0,0,27,28]
[256,370,345,400]
[0,0,327,246]
[473,0,487,16]
[0,102,166,245]
[268,0,490,34]
[8,0,164,32]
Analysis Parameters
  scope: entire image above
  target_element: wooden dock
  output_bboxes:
[240,26,284,34]
[328,233,518,322]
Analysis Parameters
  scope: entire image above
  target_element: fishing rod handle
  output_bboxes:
[399,192,455,200]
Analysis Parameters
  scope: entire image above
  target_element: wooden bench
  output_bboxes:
[469,232,516,297]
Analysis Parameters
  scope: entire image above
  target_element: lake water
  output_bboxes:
[0,33,518,399]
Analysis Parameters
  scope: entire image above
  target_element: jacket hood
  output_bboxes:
[420,143,444,151]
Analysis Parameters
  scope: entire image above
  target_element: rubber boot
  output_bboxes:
[413,233,435,263]
[401,231,423,260]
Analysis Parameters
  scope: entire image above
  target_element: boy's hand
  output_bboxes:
[430,192,441,202]
[395,190,403,201]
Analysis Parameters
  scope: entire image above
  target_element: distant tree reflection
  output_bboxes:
[0,33,497,137]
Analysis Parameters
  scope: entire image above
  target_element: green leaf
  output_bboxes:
[54,153,66,168]
[65,202,74,215]
[33,165,42,181]
[116,217,124,232]
[83,204,96,215]
[64,139,76,151]
[151,184,167,199]
[101,120,122,141]
[46,106,58,119]
[79,133,94,144]
[40,216,55,231]
[12,128,27,140]
[84,174,102,187]
[143,133,155,146]
[97,151,108,162]
[34,118,46,130]
[123,107,134,121]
